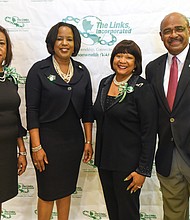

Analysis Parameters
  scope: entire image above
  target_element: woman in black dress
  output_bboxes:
[26,22,93,220]
[0,26,27,214]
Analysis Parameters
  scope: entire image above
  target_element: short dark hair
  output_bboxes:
[0,26,12,66]
[45,22,81,56]
[110,40,142,75]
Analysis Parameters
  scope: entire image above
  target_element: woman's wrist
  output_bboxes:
[18,151,27,156]
[32,144,42,152]
[85,140,92,145]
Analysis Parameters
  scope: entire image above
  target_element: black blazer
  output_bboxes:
[93,74,157,177]
[145,47,190,176]
[26,56,93,130]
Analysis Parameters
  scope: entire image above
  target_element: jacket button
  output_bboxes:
[170,118,175,123]
[171,137,174,142]
[67,87,72,91]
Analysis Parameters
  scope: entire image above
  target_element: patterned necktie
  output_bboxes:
[167,56,178,111]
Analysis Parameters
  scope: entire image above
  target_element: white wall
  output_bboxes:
[1,0,190,219]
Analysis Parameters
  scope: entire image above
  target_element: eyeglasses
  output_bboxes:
[162,26,187,35]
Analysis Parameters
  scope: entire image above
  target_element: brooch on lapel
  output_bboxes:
[116,82,134,103]
[47,74,56,82]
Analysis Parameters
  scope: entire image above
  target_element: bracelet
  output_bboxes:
[85,141,92,145]
[19,151,27,156]
[32,145,42,153]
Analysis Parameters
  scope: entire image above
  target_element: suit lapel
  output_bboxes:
[100,74,139,111]
[173,48,190,110]
[155,54,170,111]
[100,74,119,111]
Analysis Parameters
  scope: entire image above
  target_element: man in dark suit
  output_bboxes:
[146,12,190,220]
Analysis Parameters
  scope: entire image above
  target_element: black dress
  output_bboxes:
[26,57,93,201]
[0,74,26,203]
[36,102,84,201]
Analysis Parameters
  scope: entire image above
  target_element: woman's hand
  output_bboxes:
[124,171,146,193]
[83,143,93,163]
[17,155,27,176]
[32,148,48,172]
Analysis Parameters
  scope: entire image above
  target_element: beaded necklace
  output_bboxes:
[113,75,132,86]
[52,56,73,83]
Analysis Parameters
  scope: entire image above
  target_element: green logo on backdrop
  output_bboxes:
[82,159,97,173]
[140,212,157,219]
[82,210,157,219]
[18,183,35,197]
[87,159,97,168]
[63,16,132,46]
[72,186,83,198]
[5,16,30,28]
[1,209,16,219]
[83,210,107,219]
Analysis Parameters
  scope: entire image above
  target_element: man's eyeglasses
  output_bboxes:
[162,26,187,35]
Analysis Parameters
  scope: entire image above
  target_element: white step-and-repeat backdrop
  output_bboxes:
[1,0,190,219]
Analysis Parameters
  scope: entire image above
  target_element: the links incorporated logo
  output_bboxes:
[1,209,16,219]
[18,183,35,197]
[140,212,157,219]
[87,159,97,169]
[83,210,107,219]
[5,16,30,28]
[72,186,83,198]
[63,16,132,46]
[82,159,97,173]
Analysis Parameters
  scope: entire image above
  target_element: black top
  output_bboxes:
[0,74,26,203]
[93,74,158,177]
[26,56,93,130]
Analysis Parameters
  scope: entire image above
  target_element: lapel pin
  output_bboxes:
[136,83,144,87]
[47,74,56,82]
[189,64,190,68]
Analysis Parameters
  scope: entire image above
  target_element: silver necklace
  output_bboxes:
[113,75,130,86]
[0,71,5,82]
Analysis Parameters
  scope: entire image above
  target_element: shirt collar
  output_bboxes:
[168,44,189,64]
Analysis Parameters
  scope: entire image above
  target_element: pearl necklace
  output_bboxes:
[52,56,73,83]
[0,71,5,82]
[113,75,130,86]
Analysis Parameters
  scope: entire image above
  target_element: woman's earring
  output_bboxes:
[1,60,5,66]
[132,69,135,72]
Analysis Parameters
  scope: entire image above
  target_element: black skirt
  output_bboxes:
[34,102,84,201]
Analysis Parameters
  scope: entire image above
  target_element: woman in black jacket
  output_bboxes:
[26,22,93,220]
[93,40,157,220]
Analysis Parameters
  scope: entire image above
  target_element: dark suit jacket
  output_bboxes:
[145,47,190,176]
[26,56,93,130]
[93,74,157,177]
